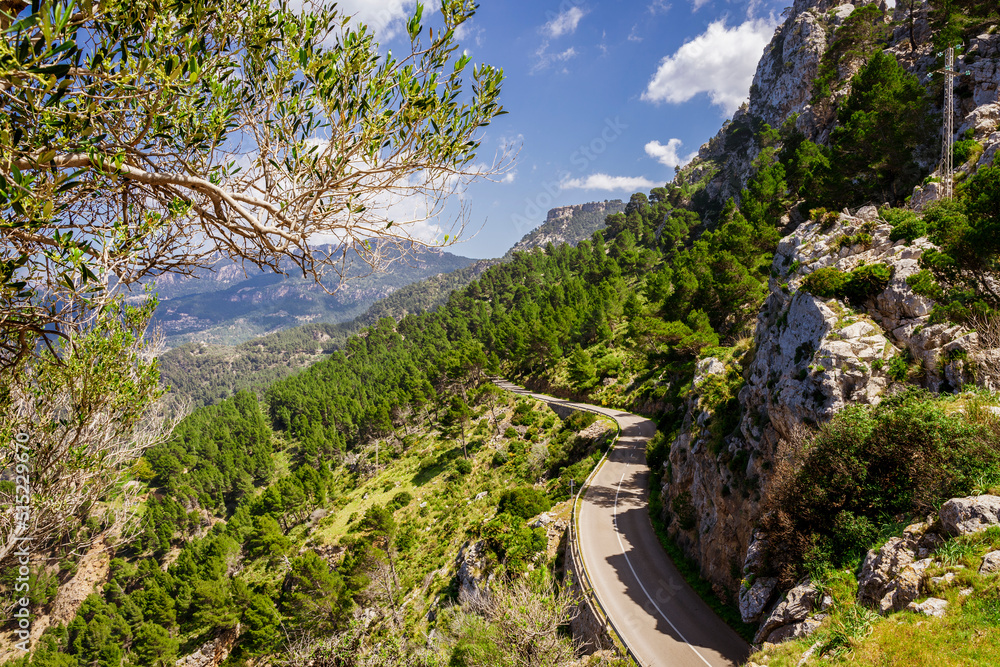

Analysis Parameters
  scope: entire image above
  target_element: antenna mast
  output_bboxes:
[941,46,955,200]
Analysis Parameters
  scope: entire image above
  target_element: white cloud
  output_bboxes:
[543,6,587,38]
[641,18,777,114]
[690,0,711,11]
[628,25,643,43]
[561,173,658,192]
[645,139,698,168]
[334,0,418,41]
[648,0,671,14]
[532,45,579,73]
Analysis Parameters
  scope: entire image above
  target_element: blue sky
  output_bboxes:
[344,0,790,259]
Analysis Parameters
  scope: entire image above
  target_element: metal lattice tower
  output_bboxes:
[941,46,955,199]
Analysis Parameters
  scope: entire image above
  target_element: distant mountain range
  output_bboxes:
[148,244,476,347]
[151,201,623,348]
[157,200,623,404]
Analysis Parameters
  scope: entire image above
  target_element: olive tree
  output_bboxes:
[0,297,178,567]
[0,0,507,565]
[0,0,509,364]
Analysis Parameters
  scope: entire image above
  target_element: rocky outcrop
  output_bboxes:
[175,624,240,667]
[506,201,624,257]
[856,522,942,612]
[940,495,1000,536]
[980,550,1000,575]
[456,540,490,597]
[657,0,1000,642]
[907,597,948,617]
[753,581,829,644]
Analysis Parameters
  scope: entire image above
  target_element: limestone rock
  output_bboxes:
[456,541,488,597]
[907,597,948,617]
[754,581,820,644]
[930,572,956,587]
[740,576,779,624]
[694,356,726,387]
[175,624,240,667]
[979,550,1000,575]
[878,558,931,614]
[765,617,822,644]
[940,496,1000,536]
[857,536,916,607]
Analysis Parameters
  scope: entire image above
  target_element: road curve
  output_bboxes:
[495,380,750,667]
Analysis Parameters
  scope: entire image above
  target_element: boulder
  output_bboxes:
[980,550,1000,575]
[740,576,779,624]
[907,597,948,617]
[857,536,916,607]
[754,581,820,644]
[940,496,1000,536]
[878,559,931,614]
[765,617,822,644]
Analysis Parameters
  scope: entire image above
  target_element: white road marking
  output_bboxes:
[613,468,714,667]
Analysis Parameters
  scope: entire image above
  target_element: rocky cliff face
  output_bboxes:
[505,200,624,257]
[660,202,992,635]
[684,0,1000,217]
[660,1,1000,614]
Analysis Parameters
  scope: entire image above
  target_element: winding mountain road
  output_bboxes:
[495,380,749,667]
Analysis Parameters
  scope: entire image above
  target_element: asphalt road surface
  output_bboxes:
[495,380,750,667]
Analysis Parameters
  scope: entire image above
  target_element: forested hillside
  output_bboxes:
[159,200,620,407]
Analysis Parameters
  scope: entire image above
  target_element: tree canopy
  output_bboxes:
[0,0,508,363]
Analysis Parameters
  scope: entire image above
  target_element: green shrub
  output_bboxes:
[829,510,879,562]
[842,263,893,303]
[953,138,983,165]
[905,269,944,300]
[481,513,547,572]
[497,486,552,520]
[388,491,413,512]
[563,411,597,432]
[886,354,909,382]
[672,491,697,531]
[887,213,927,242]
[454,458,473,476]
[760,388,1000,585]
[802,267,849,298]
[802,264,892,304]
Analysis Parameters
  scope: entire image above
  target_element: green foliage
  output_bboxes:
[885,208,928,242]
[801,264,892,305]
[907,167,1000,322]
[802,267,849,298]
[761,389,1000,584]
[825,51,934,207]
[496,487,552,520]
[146,391,273,515]
[672,491,697,531]
[812,4,891,103]
[0,0,506,362]
[954,138,984,165]
[886,354,911,382]
[481,513,547,572]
